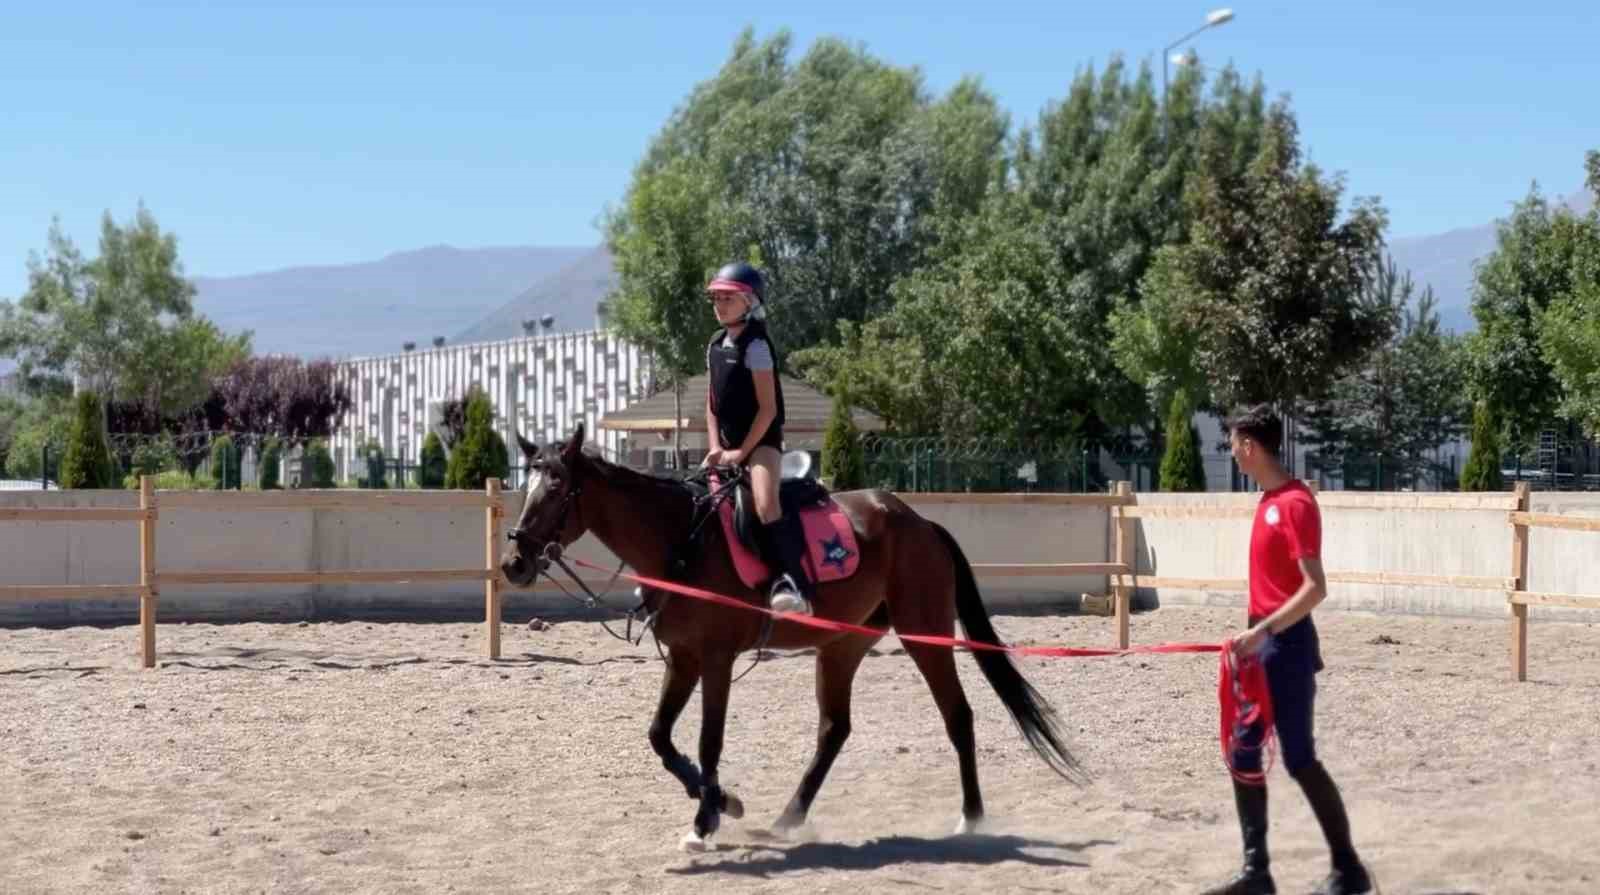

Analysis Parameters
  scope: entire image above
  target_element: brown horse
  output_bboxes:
[500,423,1081,848]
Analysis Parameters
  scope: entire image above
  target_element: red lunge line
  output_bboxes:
[569,556,1221,657]
[565,554,1275,781]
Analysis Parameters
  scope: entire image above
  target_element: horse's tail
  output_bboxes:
[931,521,1086,784]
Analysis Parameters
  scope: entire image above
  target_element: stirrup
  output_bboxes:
[768,575,813,616]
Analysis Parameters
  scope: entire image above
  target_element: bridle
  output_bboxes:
[505,456,584,570]
[502,453,775,677]
[504,455,645,641]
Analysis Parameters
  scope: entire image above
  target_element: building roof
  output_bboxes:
[598,375,884,433]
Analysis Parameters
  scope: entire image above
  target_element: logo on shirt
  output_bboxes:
[1264,505,1281,526]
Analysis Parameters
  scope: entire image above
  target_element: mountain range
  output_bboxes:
[180,187,1596,360]
[1386,188,1593,333]
[188,244,596,359]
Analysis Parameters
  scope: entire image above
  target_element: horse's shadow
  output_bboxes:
[668,832,1112,877]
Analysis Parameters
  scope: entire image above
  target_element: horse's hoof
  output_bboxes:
[953,814,985,836]
[720,791,745,819]
[680,830,710,853]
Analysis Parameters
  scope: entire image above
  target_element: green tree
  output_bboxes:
[445,389,509,489]
[303,439,336,488]
[360,439,389,489]
[799,58,1271,450]
[128,435,180,478]
[121,317,251,421]
[618,28,1008,358]
[418,432,447,489]
[1466,182,1599,452]
[1459,401,1505,492]
[1301,257,1470,488]
[5,397,73,483]
[0,393,23,477]
[58,391,118,488]
[821,388,866,490]
[1158,387,1207,491]
[604,156,728,464]
[0,205,212,405]
[1154,104,1390,425]
[258,437,282,490]
[210,435,241,490]
[1534,152,1600,435]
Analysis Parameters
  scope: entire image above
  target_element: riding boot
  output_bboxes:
[1292,762,1372,895]
[762,513,815,616]
[1200,781,1275,895]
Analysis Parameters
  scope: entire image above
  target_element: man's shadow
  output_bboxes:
[668,831,1113,878]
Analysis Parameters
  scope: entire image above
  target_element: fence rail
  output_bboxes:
[2,477,1595,679]
[0,476,504,668]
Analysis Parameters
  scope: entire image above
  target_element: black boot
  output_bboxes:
[761,514,815,615]
[1293,762,1372,895]
[1201,781,1275,895]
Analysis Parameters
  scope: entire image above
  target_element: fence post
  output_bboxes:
[1510,481,1531,681]
[139,475,158,669]
[485,477,502,660]
[1113,481,1134,649]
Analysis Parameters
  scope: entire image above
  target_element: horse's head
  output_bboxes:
[500,421,590,588]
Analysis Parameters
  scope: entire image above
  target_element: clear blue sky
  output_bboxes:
[3,1,1595,297]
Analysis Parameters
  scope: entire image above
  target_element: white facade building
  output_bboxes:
[331,330,649,485]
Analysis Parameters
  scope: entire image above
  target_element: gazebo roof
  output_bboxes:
[598,375,883,433]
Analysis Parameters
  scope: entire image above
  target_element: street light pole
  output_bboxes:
[1163,7,1235,101]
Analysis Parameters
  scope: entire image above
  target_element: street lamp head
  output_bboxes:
[1172,51,1198,66]
[1207,8,1234,26]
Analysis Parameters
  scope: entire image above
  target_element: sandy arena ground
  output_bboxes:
[3,604,1599,894]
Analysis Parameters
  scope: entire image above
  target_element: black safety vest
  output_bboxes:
[707,321,785,451]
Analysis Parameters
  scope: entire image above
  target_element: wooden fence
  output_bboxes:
[1101,481,1597,681]
[0,477,504,668]
[2,478,1595,679]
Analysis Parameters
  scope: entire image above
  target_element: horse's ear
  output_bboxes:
[515,429,538,460]
[562,421,586,459]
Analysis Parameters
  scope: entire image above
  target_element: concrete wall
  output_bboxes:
[1127,491,1600,621]
[899,496,1110,609]
[2,488,1597,626]
[0,489,626,626]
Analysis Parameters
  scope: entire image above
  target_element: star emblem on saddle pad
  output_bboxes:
[819,534,854,571]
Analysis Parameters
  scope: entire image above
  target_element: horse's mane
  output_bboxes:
[555,444,700,503]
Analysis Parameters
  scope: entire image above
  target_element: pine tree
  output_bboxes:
[258,438,282,490]
[361,440,388,489]
[821,390,866,490]
[1159,388,1207,491]
[445,390,509,489]
[58,391,117,488]
[210,435,241,489]
[418,432,447,489]
[303,439,336,488]
[1460,401,1505,491]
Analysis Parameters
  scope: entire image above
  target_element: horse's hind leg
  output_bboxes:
[904,642,985,834]
[774,627,881,833]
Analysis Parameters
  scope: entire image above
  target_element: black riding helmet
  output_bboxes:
[707,261,765,304]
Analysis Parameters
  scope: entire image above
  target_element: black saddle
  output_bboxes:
[729,451,832,556]
[668,452,832,580]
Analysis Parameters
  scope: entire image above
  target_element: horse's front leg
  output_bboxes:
[684,651,738,851]
[648,647,705,799]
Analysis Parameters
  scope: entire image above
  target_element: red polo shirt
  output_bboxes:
[1248,480,1321,618]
